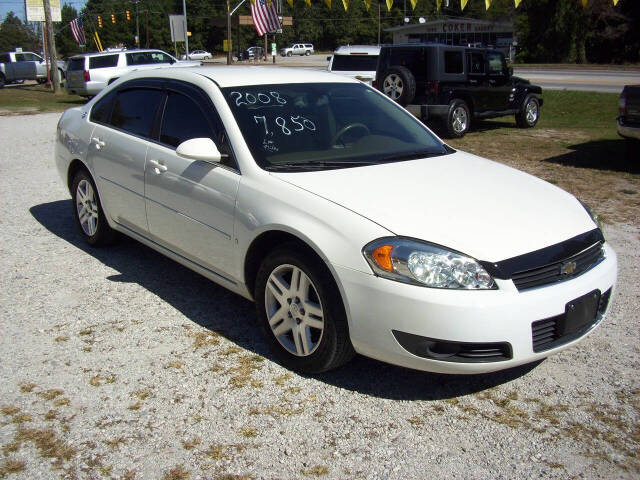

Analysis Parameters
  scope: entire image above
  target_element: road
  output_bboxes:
[221,55,640,93]
[513,68,640,93]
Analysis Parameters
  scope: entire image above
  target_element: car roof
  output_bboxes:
[334,45,381,55]
[124,66,357,88]
[70,49,169,60]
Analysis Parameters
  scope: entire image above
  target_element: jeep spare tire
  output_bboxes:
[380,66,416,106]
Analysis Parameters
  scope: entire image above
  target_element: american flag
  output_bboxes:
[69,17,86,46]
[250,0,280,37]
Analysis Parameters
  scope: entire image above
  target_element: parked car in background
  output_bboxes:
[280,43,314,57]
[375,43,543,138]
[327,45,380,86]
[0,50,65,88]
[55,66,616,375]
[180,50,212,61]
[617,85,640,143]
[65,49,200,97]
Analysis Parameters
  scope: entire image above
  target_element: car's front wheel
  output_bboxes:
[255,246,355,373]
[516,95,540,128]
[287,51,292,57]
[71,169,117,246]
[445,99,471,138]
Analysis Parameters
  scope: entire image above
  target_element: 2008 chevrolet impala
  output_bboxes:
[55,67,617,374]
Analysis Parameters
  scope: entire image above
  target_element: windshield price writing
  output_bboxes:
[253,115,316,136]
[229,91,287,106]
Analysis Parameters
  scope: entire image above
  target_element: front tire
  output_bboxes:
[255,246,355,374]
[516,95,540,128]
[445,99,471,138]
[287,51,292,57]
[305,50,310,56]
[71,169,117,246]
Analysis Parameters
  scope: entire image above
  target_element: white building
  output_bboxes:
[386,17,515,55]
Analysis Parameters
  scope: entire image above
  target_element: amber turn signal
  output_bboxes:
[372,245,394,272]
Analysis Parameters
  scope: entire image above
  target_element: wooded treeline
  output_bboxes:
[0,0,638,63]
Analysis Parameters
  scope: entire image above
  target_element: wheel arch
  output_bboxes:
[67,158,91,195]
[243,229,340,302]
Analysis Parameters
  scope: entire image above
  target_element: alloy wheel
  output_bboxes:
[383,74,404,100]
[525,100,538,124]
[264,264,325,356]
[76,179,99,236]
[452,106,468,134]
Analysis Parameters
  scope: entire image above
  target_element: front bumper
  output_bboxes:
[334,243,617,374]
[617,117,640,140]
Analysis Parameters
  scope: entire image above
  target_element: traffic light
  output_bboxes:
[97,15,102,28]
[126,10,130,21]
[111,14,115,23]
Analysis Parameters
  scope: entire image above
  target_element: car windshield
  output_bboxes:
[222,83,449,171]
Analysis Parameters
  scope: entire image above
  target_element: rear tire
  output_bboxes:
[305,50,310,56]
[445,99,471,138]
[255,245,355,374]
[71,169,118,247]
[516,95,540,128]
[380,66,416,106]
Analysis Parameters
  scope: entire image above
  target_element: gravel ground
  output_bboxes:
[0,113,638,480]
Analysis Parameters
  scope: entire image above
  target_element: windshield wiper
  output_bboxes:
[265,160,381,171]
[374,149,450,163]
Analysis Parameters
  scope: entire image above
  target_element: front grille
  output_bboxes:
[531,288,611,353]
[512,242,604,291]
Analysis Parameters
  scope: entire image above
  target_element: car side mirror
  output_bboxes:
[176,138,225,164]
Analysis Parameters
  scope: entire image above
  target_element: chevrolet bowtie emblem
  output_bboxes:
[560,261,577,275]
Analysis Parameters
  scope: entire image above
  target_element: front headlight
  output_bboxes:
[363,238,496,289]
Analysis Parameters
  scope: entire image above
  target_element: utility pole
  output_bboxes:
[135,0,140,47]
[182,0,189,58]
[226,0,232,64]
[43,0,60,93]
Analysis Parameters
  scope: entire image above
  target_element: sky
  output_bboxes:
[0,0,87,23]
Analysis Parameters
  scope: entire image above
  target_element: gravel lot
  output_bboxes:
[0,113,638,479]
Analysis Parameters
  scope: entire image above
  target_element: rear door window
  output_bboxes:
[89,55,119,69]
[109,88,164,138]
[126,51,174,66]
[68,58,85,71]
[468,53,484,74]
[444,51,463,74]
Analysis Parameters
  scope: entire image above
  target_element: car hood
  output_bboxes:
[270,151,596,262]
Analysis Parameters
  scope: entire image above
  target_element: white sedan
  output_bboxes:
[180,50,212,61]
[55,67,617,375]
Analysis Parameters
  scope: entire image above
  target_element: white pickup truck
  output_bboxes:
[0,50,66,88]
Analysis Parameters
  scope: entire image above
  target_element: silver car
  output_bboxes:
[65,49,200,97]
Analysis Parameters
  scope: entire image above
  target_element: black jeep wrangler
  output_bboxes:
[375,44,543,138]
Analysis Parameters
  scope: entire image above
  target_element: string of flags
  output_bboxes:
[69,17,86,46]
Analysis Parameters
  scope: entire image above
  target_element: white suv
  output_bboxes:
[327,45,380,86]
[280,43,314,57]
[65,49,200,97]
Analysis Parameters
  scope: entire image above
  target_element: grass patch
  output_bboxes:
[0,458,26,476]
[162,465,190,480]
[19,383,36,393]
[189,330,220,351]
[0,84,85,114]
[301,465,329,476]
[181,436,201,450]
[39,389,64,401]
[14,427,76,465]
[238,427,258,438]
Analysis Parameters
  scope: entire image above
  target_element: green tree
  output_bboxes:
[0,11,40,53]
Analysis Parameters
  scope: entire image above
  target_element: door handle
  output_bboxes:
[92,137,105,149]
[148,159,167,173]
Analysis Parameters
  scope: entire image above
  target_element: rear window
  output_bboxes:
[89,55,118,69]
[444,51,463,74]
[331,55,379,72]
[67,58,85,71]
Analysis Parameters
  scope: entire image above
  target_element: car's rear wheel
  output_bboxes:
[255,246,355,373]
[380,66,416,107]
[445,100,471,138]
[305,50,310,56]
[71,170,117,246]
[516,95,540,128]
